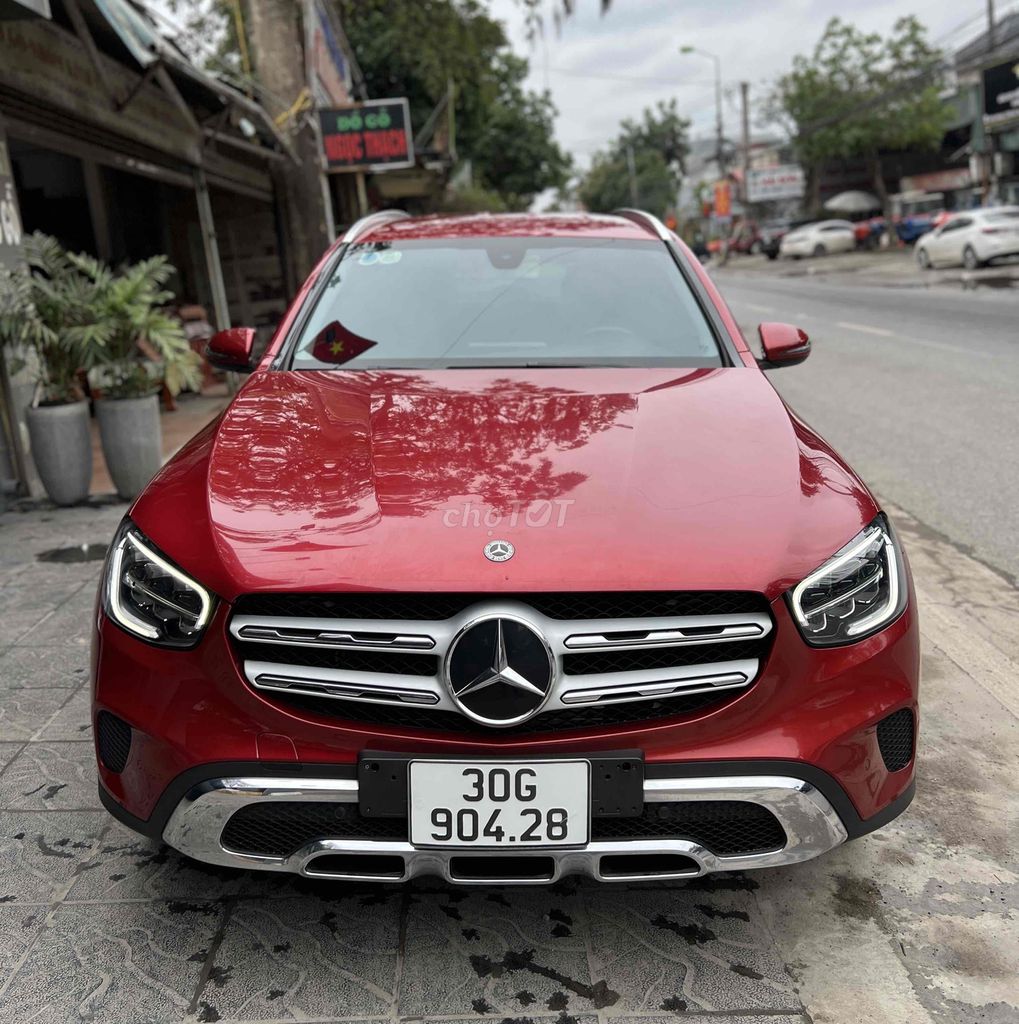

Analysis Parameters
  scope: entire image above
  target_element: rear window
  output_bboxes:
[288,237,722,370]
[985,211,1019,223]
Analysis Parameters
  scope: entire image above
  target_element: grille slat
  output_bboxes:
[234,591,768,621]
[230,591,773,734]
[219,799,786,859]
[233,641,438,677]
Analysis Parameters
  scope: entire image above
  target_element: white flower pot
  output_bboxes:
[95,394,162,500]
[25,400,92,506]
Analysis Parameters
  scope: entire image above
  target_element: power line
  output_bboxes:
[547,67,719,86]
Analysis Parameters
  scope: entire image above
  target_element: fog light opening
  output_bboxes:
[599,853,701,878]
[303,853,406,879]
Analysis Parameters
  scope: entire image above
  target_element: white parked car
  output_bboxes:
[779,220,856,258]
[915,207,1019,270]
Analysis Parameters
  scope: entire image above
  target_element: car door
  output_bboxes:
[822,223,854,252]
[942,217,974,265]
[926,218,964,264]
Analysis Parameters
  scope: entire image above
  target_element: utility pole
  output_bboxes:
[739,81,750,203]
[243,0,334,285]
[986,0,999,201]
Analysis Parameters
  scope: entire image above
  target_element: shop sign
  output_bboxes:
[746,164,805,202]
[319,99,414,172]
[899,169,972,194]
[713,180,732,218]
[983,60,1019,127]
[0,124,24,271]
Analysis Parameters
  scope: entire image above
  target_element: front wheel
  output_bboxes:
[917,248,931,270]
[962,245,980,271]
[812,243,826,257]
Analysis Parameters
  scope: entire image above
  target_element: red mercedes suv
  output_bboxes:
[92,210,918,885]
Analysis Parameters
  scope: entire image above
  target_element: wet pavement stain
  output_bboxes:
[36,542,108,563]
[515,990,536,1006]
[730,963,764,980]
[471,951,619,1008]
[472,997,494,1013]
[660,995,689,1012]
[650,914,717,945]
[696,903,750,921]
[196,1001,220,1022]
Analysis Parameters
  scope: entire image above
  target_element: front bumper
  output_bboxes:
[157,771,851,884]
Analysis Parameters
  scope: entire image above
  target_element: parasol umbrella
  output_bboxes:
[823,190,882,214]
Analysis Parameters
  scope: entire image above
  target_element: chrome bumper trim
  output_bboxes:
[162,773,848,884]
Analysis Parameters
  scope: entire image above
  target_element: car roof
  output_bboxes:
[355,212,658,244]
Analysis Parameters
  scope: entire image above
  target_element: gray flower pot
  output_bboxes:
[25,401,93,506]
[95,394,162,500]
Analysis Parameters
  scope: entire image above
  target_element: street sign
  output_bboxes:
[0,120,24,270]
[746,165,805,202]
[318,98,414,172]
[713,180,732,218]
[983,60,1019,127]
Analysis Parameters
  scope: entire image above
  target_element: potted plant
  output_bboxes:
[0,234,103,506]
[72,253,201,500]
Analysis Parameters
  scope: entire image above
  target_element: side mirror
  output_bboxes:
[757,322,811,369]
[205,327,256,372]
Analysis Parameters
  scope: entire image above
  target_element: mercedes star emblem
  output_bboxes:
[445,615,554,726]
[484,540,515,562]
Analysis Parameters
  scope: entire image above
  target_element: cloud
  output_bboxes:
[488,0,974,168]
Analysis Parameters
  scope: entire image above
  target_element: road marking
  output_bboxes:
[835,321,894,337]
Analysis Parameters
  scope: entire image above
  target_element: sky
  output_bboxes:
[487,0,1004,168]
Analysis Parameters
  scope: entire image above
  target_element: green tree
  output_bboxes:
[338,0,570,209]
[577,99,690,217]
[468,53,571,209]
[767,16,950,215]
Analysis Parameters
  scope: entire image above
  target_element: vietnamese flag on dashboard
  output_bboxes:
[310,320,378,364]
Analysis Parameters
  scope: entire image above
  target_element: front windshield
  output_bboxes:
[289,237,722,370]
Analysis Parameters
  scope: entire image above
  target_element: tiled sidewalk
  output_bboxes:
[0,507,808,1024]
[2,502,1017,1024]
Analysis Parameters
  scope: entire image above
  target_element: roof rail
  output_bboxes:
[342,209,411,245]
[612,208,672,242]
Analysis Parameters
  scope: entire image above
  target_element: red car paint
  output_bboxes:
[92,212,918,849]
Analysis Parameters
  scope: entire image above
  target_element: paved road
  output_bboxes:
[714,270,1019,583]
[2,497,1018,1024]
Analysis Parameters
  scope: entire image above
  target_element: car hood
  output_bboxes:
[134,368,877,601]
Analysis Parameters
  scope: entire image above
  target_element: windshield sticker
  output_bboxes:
[379,250,402,264]
[309,321,378,364]
[358,250,380,266]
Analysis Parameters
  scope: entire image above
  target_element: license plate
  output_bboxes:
[409,760,589,847]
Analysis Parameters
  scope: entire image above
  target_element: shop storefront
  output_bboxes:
[0,0,294,496]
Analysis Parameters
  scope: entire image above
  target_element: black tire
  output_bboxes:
[813,243,826,257]
[766,250,778,261]
[917,248,931,270]
[962,245,980,271]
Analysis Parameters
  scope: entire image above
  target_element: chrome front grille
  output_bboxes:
[229,592,773,733]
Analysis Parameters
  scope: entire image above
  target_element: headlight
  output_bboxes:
[102,519,215,648]
[788,516,906,647]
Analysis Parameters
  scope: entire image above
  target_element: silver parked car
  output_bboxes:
[915,207,1019,269]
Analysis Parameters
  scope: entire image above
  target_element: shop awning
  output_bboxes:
[81,0,295,162]
[0,0,51,18]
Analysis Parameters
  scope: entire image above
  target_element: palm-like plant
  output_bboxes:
[68,251,202,399]
[0,233,108,404]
